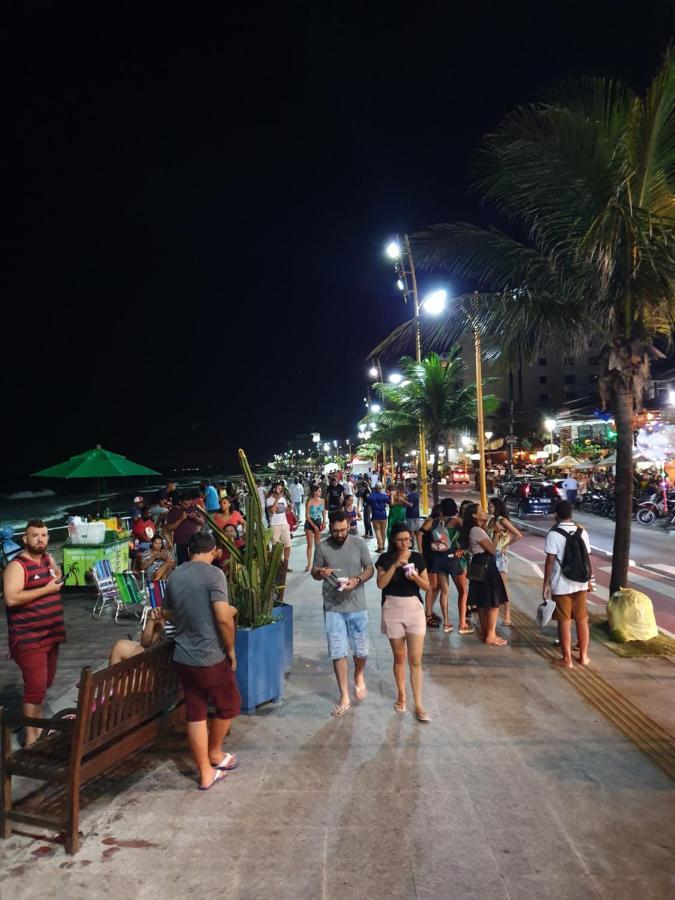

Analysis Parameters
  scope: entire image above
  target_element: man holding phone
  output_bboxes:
[165,491,205,564]
[2,520,66,745]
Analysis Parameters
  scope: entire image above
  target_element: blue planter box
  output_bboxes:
[235,619,284,713]
[272,603,294,674]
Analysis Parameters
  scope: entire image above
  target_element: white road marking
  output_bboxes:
[649,563,675,576]
[508,550,544,578]
[598,566,675,600]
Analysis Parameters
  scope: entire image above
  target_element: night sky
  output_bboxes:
[3,1,672,478]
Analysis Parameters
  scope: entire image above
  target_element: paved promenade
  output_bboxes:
[1,534,673,899]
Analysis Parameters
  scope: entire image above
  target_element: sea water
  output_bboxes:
[0,474,243,533]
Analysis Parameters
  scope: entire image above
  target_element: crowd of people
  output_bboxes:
[1,468,595,791]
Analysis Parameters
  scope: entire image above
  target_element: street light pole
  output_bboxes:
[404,234,430,515]
[474,325,488,509]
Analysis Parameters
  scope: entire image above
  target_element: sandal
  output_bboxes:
[198,769,228,791]
[443,623,454,633]
[426,615,440,628]
[394,699,407,713]
[214,753,238,771]
[331,702,351,718]
[458,625,475,634]
[413,709,431,723]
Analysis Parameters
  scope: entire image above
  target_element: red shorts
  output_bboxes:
[174,658,241,722]
[11,644,60,705]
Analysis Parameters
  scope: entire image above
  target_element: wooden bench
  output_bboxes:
[0,641,182,854]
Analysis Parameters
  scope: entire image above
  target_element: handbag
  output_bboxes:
[467,559,488,581]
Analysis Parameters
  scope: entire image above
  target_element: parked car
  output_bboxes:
[496,474,530,498]
[502,480,561,517]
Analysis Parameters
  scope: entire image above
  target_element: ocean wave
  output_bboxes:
[3,489,57,500]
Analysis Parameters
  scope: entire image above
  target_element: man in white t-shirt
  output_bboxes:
[543,500,593,668]
[266,482,292,570]
[561,473,578,505]
[289,478,304,521]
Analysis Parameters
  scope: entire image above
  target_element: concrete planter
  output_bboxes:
[271,603,294,674]
[235,619,284,713]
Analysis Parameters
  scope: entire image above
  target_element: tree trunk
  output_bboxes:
[432,458,440,506]
[609,382,634,594]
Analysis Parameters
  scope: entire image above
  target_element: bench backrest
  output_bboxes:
[76,642,180,756]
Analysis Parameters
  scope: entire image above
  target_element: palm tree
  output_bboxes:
[375,50,675,593]
[363,348,497,504]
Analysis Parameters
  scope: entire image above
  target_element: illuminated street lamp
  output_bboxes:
[420,289,447,316]
[371,403,381,413]
[385,241,401,260]
[544,418,557,461]
[388,372,403,385]
[368,366,379,379]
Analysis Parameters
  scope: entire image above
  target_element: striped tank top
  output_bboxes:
[6,554,66,652]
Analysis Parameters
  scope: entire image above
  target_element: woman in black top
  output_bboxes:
[376,522,431,722]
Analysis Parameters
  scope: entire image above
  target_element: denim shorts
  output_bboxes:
[325,610,369,660]
[495,549,509,573]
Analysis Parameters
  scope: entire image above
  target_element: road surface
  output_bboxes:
[441,486,675,635]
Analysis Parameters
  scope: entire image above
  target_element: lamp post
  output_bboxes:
[384,236,448,516]
[544,418,556,463]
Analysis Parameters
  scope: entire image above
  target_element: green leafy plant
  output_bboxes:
[202,448,284,628]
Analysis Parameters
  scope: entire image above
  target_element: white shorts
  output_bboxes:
[271,523,292,548]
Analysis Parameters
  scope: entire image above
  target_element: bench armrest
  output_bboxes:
[2,713,74,731]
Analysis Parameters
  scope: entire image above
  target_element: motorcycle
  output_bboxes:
[636,491,675,526]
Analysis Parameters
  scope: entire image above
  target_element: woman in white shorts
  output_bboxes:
[376,522,431,723]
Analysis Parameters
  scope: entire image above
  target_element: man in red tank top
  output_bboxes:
[2,519,66,745]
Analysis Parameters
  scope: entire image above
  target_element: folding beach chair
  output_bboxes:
[92,559,120,619]
[113,571,147,625]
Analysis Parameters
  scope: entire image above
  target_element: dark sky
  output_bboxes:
[3,1,672,477]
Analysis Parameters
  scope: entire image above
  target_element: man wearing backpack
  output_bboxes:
[543,500,593,668]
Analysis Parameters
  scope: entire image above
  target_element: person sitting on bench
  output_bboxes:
[108,607,174,666]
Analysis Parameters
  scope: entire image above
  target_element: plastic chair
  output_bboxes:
[91,559,120,619]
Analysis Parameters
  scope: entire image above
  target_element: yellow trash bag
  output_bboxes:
[607,587,659,643]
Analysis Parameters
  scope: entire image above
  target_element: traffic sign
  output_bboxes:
[506,435,518,444]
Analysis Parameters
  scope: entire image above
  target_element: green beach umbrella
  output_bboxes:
[32,445,160,515]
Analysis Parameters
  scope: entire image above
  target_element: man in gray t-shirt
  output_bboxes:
[312,510,374,718]
[164,531,240,791]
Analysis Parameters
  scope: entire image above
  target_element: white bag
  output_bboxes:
[537,597,556,628]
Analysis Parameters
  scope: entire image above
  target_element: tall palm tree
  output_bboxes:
[375,50,675,593]
[362,348,497,504]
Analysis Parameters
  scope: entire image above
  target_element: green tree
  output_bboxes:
[402,50,674,593]
[363,348,496,504]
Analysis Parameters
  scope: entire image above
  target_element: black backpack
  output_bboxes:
[553,525,592,582]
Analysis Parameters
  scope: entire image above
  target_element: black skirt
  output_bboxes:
[467,552,507,609]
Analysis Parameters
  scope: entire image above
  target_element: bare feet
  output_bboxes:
[554,658,574,669]
[578,655,591,666]
[484,635,507,646]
